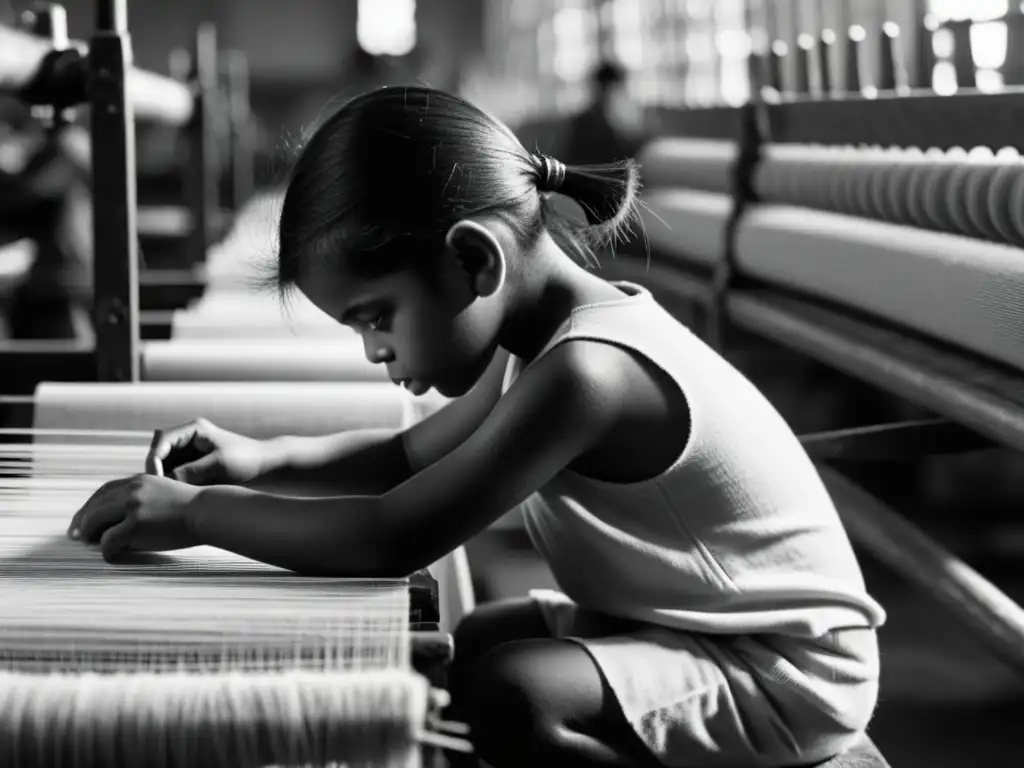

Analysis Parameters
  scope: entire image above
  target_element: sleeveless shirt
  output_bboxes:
[501,280,886,638]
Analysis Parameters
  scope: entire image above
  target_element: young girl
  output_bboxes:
[69,85,886,768]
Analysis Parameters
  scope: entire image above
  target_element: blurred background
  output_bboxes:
[3,1,1024,765]
[5,0,1018,184]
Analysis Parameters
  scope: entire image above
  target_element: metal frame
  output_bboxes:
[729,289,1024,456]
[604,253,1009,461]
[88,0,138,382]
[821,466,1024,678]
[636,13,1024,461]
[1,1,241,388]
[595,7,1024,682]
[646,2,1024,154]
[222,49,255,212]
[606,246,1024,681]
[798,419,992,463]
[621,118,1024,688]
[650,84,1024,153]
[182,22,220,270]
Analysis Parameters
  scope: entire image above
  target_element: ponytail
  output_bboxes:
[531,154,643,268]
[270,85,644,297]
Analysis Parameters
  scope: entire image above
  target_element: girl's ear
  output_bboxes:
[444,219,506,298]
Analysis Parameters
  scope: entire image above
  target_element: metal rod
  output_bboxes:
[88,2,140,382]
[95,0,126,34]
[821,466,1024,679]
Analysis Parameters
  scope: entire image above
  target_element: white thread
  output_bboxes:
[0,374,471,766]
[0,670,426,767]
[1,430,423,767]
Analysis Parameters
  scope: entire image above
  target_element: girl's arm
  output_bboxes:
[254,349,510,495]
[254,429,412,496]
[187,342,623,577]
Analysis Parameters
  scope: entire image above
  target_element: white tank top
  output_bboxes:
[501,281,886,637]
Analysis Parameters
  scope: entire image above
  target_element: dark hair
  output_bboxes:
[593,60,627,90]
[269,85,641,298]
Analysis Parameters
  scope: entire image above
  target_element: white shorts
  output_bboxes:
[531,589,880,767]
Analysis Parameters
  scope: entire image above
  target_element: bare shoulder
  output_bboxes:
[553,338,691,482]
[546,339,643,407]
[529,340,631,416]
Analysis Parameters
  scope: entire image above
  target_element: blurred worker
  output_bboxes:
[556,59,651,167]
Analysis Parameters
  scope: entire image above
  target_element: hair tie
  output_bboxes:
[537,154,567,192]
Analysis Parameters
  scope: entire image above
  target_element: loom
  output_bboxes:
[13,0,252,256]
[2,0,254,344]
[592,4,1024,762]
[0,382,470,766]
[8,1,1024,765]
[1,2,474,765]
[548,2,1024,765]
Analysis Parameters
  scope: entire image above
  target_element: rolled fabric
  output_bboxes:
[904,147,949,231]
[141,341,385,382]
[637,138,737,194]
[639,189,732,268]
[878,146,925,226]
[32,381,417,440]
[974,150,1024,246]
[0,26,194,126]
[137,206,193,239]
[169,315,349,340]
[921,147,967,234]
[0,668,427,768]
[125,67,194,126]
[753,143,1024,247]
[0,25,52,90]
[736,204,1024,375]
[170,291,350,340]
[203,190,283,287]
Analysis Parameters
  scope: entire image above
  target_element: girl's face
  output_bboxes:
[297,258,501,399]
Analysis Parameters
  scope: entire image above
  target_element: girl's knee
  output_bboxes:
[463,640,614,760]
[449,602,550,724]
[451,607,494,661]
[452,598,549,665]
[468,640,553,723]
[467,645,562,763]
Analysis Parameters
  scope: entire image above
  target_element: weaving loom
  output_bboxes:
[0,222,473,767]
[2,0,257,359]
[559,8,1024,765]
[2,3,474,762]
[13,0,1024,763]
[638,139,1024,375]
[0,382,471,767]
[5,3,240,262]
[596,15,1024,689]
[118,183,471,614]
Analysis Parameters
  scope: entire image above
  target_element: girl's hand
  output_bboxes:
[146,418,269,485]
[67,474,202,561]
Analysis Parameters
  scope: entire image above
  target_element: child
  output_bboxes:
[69,85,886,768]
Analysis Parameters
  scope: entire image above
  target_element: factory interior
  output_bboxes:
[2,1,1024,766]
